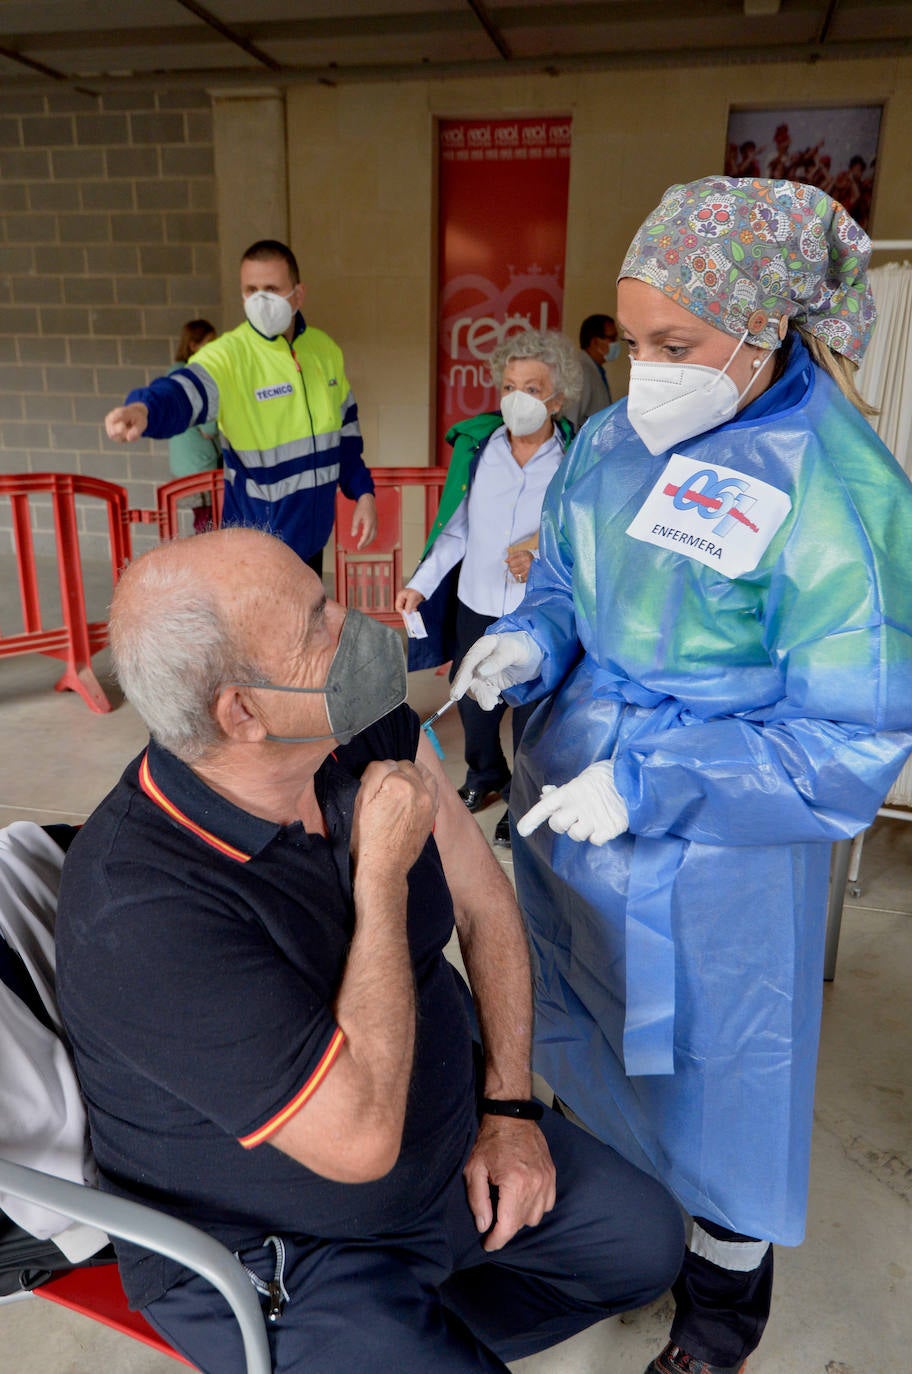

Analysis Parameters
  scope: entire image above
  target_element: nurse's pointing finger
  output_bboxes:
[515,787,560,838]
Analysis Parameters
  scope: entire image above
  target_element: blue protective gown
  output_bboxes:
[496,337,912,1244]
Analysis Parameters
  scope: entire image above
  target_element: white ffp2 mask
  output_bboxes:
[500,389,555,437]
[243,289,295,338]
[626,332,772,456]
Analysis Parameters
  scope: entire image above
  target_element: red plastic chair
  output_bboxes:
[34,1260,194,1366]
[0,1157,270,1372]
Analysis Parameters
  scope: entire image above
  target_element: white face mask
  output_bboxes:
[243,289,296,338]
[626,331,772,456]
[500,389,556,437]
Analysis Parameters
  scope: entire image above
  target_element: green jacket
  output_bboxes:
[422,411,575,559]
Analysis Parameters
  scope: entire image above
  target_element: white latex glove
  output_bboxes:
[517,760,628,846]
[450,632,544,711]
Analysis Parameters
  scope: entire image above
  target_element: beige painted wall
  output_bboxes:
[211,90,288,316]
[286,54,912,492]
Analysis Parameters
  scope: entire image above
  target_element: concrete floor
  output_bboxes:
[0,557,910,1374]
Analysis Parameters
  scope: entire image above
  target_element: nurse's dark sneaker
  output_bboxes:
[644,1342,746,1374]
[493,812,511,847]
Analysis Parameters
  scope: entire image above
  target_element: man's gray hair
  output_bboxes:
[109,558,263,763]
[489,329,583,403]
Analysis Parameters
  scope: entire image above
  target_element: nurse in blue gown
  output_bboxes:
[451,177,912,1374]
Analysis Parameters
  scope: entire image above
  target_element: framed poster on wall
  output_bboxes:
[435,116,572,467]
[723,104,883,230]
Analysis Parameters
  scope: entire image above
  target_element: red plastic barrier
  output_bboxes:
[0,466,444,716]
[0,473,132,714]
[154,469,225,542]
[334,467,447,623]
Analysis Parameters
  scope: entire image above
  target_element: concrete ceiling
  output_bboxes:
[1,0,911,94]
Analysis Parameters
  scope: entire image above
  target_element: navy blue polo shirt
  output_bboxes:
[56,705,477,1308]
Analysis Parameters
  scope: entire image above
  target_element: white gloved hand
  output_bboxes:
[450,632,543,711]
[516,760,628,846]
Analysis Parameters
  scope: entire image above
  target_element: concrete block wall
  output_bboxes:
[0,88,220,562]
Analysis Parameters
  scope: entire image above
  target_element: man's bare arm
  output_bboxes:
[269,759,436,1182]
[416,734,533,1097]
[415,733,556,1250]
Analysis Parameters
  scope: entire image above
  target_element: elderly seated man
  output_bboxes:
[55,528,682,1374]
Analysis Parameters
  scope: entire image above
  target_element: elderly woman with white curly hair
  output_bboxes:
[396,328,581,847]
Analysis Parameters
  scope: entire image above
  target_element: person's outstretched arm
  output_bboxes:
[104,368,210,443]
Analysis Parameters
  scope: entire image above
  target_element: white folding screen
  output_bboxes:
[858,257,912,806]
[857,260,912,478]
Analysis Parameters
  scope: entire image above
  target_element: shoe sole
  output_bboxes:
[460,789,508,814]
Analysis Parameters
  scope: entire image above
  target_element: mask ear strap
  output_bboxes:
[702,328,749,394]
[717,328,750,381]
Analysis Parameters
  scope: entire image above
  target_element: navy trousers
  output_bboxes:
[670,1217,773,1368]
[452,602,536,799]
[143,1106,683,1374]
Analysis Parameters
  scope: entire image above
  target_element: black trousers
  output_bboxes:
[670,1216,773,1368]
[142,1105,684,1374]
[452,601,536,799]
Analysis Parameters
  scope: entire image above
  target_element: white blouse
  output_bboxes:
[408,425,565,618]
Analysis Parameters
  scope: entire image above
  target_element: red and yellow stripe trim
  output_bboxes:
[139,750,346,1145]
[138,752,251,864]
[238,1027,346,1149]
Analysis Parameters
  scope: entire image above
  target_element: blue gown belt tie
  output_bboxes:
[592,667,682,1076]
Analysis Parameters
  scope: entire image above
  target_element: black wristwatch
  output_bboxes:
[480,1097,544,1121]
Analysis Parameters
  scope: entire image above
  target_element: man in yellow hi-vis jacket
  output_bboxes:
[105,239,377,575]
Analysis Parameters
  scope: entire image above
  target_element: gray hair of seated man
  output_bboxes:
[109,556,264,763]
[489,328,584,406]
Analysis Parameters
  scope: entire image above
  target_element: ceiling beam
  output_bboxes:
[0,42,70,81]
[3,2,901,60]
[174,0,281,71]
[2,34,908,93]
[0,40,103,97]
[464,0,512,60]
[816,0,840,45]
[0,12,477,56]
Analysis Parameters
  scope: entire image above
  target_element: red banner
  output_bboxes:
[436,116,572,466]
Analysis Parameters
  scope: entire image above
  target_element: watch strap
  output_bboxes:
[480,1096,544,1121]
